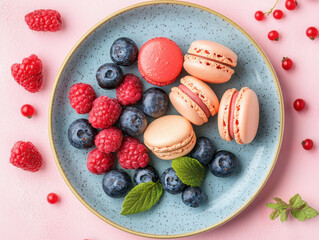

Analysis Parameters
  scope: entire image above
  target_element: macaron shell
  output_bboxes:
[217,88,237,142]
[169,87,207,126]
[233,87,259,144]
[152,133,196,160]
[184,54,233,83]
[181,75,219,116]
[188,40,237,67]
[143,115,195,151]
[138,37,183,86]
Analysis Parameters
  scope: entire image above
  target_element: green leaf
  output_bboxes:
[266,203,286,210]
[172,157,205,187]
[274,197,289,207]
[121,181,163,215]
[291,204,319,221]
[289,194,306,209]
[280,209,288,223]
[269,210,281,220]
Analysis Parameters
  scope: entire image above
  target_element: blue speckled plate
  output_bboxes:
[49,1,283,238]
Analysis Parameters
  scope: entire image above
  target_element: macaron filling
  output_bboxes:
[188,53,234,68]
[229,91,239,139]
[178,84,210,118]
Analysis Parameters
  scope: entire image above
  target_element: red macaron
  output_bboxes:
[138,37,183,86]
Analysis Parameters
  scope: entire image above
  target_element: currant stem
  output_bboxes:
[264,0,279,15]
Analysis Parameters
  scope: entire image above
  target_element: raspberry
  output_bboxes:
[11,54,43,93]
[89,96,122,129]
[25,9,62,32]
[116,74,143,106]
[87,148,115,175]
[117,136,149,169]
[95,127,123,153]
[10,141,43,172]
[69,83,96,114]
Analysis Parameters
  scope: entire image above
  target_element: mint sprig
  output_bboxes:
[121,181,163,215]
[172,157,205,187]
[266,194,318,222]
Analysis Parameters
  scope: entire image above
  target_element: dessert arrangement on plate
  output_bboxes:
[67,36,260,214]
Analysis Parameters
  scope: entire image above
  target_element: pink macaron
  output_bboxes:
[183,40,237,83]
[138,37,183,86]
[218,87,259,144]
[169,75,219,126]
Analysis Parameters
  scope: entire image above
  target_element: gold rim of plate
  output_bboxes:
[48,1,284,238]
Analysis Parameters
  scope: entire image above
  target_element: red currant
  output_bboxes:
[47,193,59,204]
[293,98,305,111]
[285,0,297,10]
[268,30,279,41]
[255,11,264,21]
[282,57,293,70]
[273,10,284,19]
[21,104,35,118]
[306,27,318,40]
[302,139,313,150]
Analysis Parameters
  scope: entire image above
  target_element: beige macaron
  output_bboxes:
[143,115,196,160]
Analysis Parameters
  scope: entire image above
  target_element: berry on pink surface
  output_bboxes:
[25,9,62,32]
[47,193,59,204]
[21,104,35,118]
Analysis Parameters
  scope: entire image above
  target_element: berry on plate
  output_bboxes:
[209,150,238,177]
[11,54,43,93]
[95,127,123,153]
[293,98,305,111]
[87,148,115,175]
[21,104,35,118]
[133,165,159,185]
[88,96,122,129]
[116,74,143,106]
[47,193,59,204]
[69,83,96,114]
[117,136,149,169]
[190,137,216,166]
[161,167,186,194]
[110,37,138,66]
[96,63,123,89]
[102,169,132,198]
[182,186,204,208]
[141,88,169,118]
[282,57,293,70]
[302,139,313,150]
[306,27,318,40]
[10,141,43,172]
[68,119,97,149]
[119,107,147,136]
[25,9,62,32]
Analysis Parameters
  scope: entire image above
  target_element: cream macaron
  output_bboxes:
[183,40,237,83]
[143,115,196,160]
[169,76,219,125]
[218,87,259,144]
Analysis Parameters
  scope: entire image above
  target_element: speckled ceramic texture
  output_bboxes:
[51,3,282,237]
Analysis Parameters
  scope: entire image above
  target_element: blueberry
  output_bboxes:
[102,169,132,198]
[141,88,169,118]
[119,107,147,136]
[68,119,97,149]
[96,63,123,89]
[133,165,159,185]
[208,150,238,177]
[182,186,204,208]
[110,37,138,66]
[190,137,216,166]
[161,168,186,194]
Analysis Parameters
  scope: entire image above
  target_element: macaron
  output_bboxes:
[169,76,219,125]
[138,37,183,86]
[218,87,259,144]
[143,115,196,160]
[183,40,237,83]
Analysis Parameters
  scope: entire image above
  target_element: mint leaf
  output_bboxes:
[280,209,288,223]
[269,209,281,220]
[172,157,205,187]
[291,204,319,221]
[274,197,289,207]
[121,181,163,215]
[289,194,306,209]
[267,203,285,210]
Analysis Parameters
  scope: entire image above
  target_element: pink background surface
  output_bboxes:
[1,0,319,239]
